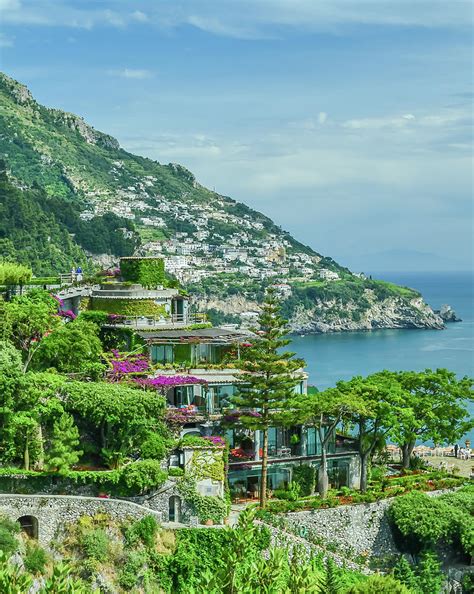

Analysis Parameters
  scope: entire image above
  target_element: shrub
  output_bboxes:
[0,516,19,556]
[292,465,315,496]
[168,467,184,477]
[24,543,48,575]
[119,551,147,589]
[119,460,167,495]
[345,574,411,593]
[79,528,109,562]
[125,516,159,549]
[389,490,471,555]
[140,433,171,461]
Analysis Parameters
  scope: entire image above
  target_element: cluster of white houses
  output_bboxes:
[60,258,360,500]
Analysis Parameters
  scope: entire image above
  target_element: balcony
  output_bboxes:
[102,313,207,330]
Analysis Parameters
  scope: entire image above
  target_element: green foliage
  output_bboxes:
[0,516,19,556]
[416,551,443,594]
[292,464,316,496]
[389,488,474,556]
[140,432,172,461]
[63,380,167,468]
[89,297,167,317]
[120,459,167,495]
[231,288,305,507]
[120,257,167,288]
[33,319,103,374]
[0,262,32,286]
[177,476,228,523]
[118,550,148,589]
[45,412,82,472]
[168,466,184,477]
[124,515,159,549]
[0,170,88,275]
[0,551,33,593]
[4,289,60,371]
[24,543,48,575]
[79,528,110,563]
[345,574,412,593]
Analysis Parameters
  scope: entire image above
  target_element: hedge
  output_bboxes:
[120,258,166,288]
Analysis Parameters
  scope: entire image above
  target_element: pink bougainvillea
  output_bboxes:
[106,350,150,381]
[203,435,226,446]
[133,375,207,392]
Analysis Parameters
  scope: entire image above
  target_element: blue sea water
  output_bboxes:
[290,271,474,443]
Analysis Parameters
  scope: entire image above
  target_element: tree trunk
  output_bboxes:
[401,441,415,469]
[360,453,368,493]
[317,447,329,498]
[36,425,44,470]
[24,436,30,471]
[260,428,268,508]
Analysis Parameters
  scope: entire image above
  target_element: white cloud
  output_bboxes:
[108,68,154,79]
[131,10,149,23]
[1,0,471,34]
[318,112,328,125]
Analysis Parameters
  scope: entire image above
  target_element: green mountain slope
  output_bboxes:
[0,72,445,332]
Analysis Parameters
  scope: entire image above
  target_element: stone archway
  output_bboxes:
[17,515,39,539]
[168,496,181,523]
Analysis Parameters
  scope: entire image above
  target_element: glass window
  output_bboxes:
[151,345,174,364]
[307,428,322,455]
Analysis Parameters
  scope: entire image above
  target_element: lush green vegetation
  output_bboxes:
[0,509,416,593]
[256,471,465,514]
[120,257,166,288]
[389,486,474,558]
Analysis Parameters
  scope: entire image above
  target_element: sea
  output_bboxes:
[290,271,474,444]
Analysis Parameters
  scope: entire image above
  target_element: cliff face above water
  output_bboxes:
[196,292,444,334]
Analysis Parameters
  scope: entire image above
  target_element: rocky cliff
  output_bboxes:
[196,292,445,334]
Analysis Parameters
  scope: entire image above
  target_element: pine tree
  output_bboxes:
[231,288,304,508]
[320,557,343,594]
[416,551,443,594]
[393,555,418,591]
[46,413,82,472]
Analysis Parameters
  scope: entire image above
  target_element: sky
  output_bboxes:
[1,0,473,271]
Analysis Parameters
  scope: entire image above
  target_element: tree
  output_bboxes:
[33,318,103,374]
[0,262,32,293]
[63,381,168,468]
[0,341,23,455]
[231,289,304,508]
[284,387,365,498]
[46,413,82,472]
[336,374,401,492]
[386,369,473,469]
[9,412,42,470]
[4,289,60,371]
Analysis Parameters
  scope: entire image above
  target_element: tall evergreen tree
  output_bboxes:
[46,413,82,472]
[231,288,304,508]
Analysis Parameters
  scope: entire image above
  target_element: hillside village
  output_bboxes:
[79,177,341,287]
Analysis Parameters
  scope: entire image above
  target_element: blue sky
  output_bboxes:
[1,0,472,270]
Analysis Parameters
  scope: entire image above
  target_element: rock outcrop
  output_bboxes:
[436,304,462,323]
[196,292,445,334]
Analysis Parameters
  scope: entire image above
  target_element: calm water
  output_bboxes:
[290,271,474,442]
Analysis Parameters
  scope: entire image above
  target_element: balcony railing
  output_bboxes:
[104,313,206,329]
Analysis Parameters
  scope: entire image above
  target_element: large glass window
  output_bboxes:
[207,384,236,411]
[151,344,174,364]
[307,428,321,455]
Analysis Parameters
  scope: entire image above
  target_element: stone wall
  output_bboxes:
[283,489,453,559]
[0,494,165,546]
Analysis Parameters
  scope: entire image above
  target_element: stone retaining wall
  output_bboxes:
[0,494,164,546]
[283,489,454,559]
